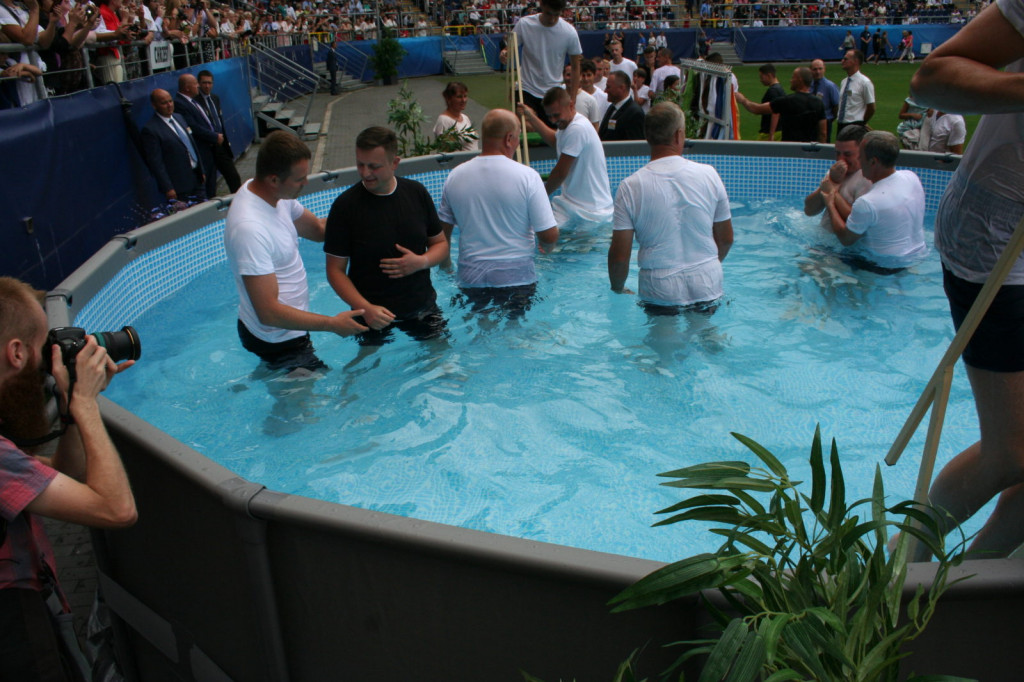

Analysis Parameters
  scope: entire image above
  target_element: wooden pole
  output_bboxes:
[886,213,1024,467]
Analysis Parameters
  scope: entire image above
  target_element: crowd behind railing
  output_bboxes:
[1,0,980,108]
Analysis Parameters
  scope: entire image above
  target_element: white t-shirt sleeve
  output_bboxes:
[949,116,967,147]
[712,174,731,222]
[845,196,875,236]
[612,178,636,232]
[559,123,586,158]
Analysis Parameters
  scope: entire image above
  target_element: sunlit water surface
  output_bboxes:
[104,198,984,562]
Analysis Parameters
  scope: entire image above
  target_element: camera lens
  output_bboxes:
[94,326,142,363]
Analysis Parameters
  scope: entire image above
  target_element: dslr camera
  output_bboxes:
[45,326,142,380]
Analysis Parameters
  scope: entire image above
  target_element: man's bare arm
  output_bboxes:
[911,2,1024,113]
[545,154,576,195]
[243,273,367,336]
[607,229,633,292]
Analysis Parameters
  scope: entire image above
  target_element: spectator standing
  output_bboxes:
[599,70,645,141]
[836,49,875,132]
[141,87,206,206]
[736,66,826,142]
[607,38,636,80]
[511,0,582,127]
[809,58,840,142]
[649,46,680,94]
[197,69,242,194]
[564,62,600,127]
[920,110,967,154]
[859,24,872,61]
[752,63,785,140]
[432,81,479,152]
[175,72,219,198]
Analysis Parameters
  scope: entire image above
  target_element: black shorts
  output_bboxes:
[355,303,449,347]
[454,283,538,319]
[943,266,1024,373]
[237,320,327,372]
[642,299,720,316]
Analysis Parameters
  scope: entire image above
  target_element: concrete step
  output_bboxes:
[714,43,743,66]
[304,122,322,139]
[277,108,295,121]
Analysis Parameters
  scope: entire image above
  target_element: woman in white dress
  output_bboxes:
[432,81,479,152]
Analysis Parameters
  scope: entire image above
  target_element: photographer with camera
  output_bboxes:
[0,277,138,681]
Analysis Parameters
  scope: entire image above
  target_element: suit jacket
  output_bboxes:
[173,92,218,174]
[599,96,646,141]
[141,113,204,197]
[200,92,233,155]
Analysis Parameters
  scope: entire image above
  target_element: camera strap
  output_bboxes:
[1,378,74,449]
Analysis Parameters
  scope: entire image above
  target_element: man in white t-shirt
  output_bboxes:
[609,102,734,312]
[921,109,967,154]
[518,88,614,230]
[439,109,558,315]
[650,47,681,94]
[511,0,582,128]
[564,62,600,126]
[224,131,367,372]
[579,58,609,123]
[824,131,927,270]
[608,39,638,80]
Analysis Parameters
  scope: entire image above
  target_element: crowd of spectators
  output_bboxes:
[0,0,983,108]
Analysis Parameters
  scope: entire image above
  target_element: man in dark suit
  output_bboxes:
[174,72,226,199]
[141,88,206,204]
[599,71,646,141]
[197,70,242,193]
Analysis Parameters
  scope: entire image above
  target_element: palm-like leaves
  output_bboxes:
[609,427,973,682]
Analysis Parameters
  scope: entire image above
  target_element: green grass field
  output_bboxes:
[434,60,980,148]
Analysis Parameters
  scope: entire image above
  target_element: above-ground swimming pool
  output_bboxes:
[56,143,1022,682]
[84,147,981,563]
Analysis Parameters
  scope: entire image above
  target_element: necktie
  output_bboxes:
[204,95,221,133]
[838,80,850,123]
[600,103,617,137]
[190,97,213,130]
[169,117,198,167]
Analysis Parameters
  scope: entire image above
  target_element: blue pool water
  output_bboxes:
[102,196,982,563]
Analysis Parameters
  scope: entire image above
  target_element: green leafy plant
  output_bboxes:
[609,427,973,682]
[386,81,477,157]
[369,27,406,84]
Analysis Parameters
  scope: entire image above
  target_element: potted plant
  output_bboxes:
[369,27,405,86]
[608,427,974,682]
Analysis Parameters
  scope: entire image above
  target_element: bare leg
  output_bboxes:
[920,366,1024,558]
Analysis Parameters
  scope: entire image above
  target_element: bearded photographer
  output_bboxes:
[0,277,137,682]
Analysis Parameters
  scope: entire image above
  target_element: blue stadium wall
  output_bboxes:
[1,58,253,290]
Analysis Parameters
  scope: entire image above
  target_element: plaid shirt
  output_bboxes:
[0,435,58,593]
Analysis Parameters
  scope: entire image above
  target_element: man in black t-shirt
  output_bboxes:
[755,63,785,140]
[324,127,451,345]
[736,67,825,143]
